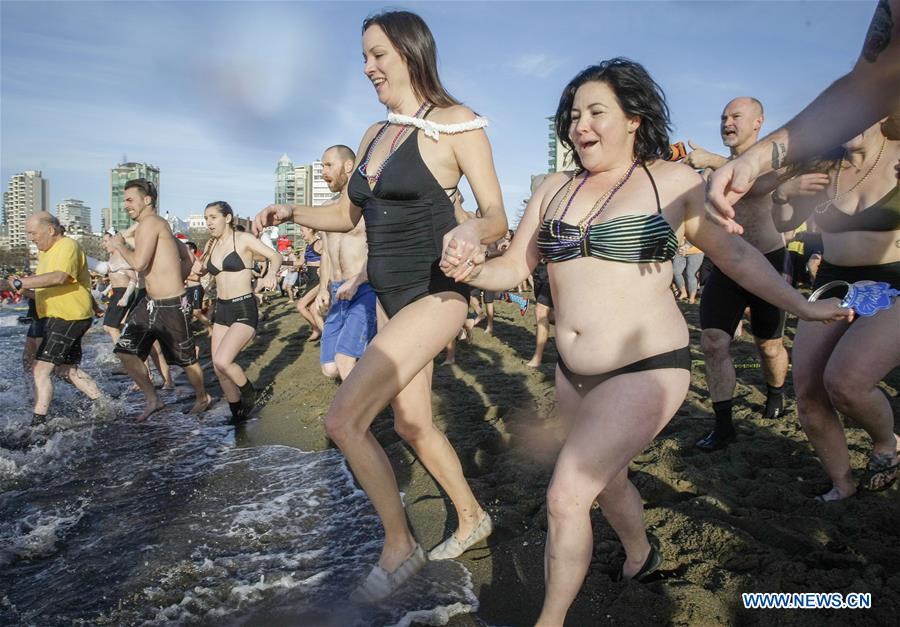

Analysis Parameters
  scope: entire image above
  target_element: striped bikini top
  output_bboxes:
[537,164,678,264]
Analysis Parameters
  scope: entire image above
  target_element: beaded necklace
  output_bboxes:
[548,160,640,243]
[358,103,429,186]
[814,137,886,214]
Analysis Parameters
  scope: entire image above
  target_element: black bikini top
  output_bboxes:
[815,185,900,233]
[207,230,248,276]
[537,164,679,264]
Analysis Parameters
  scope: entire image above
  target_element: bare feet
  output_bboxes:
[525,357,541,368]
[189,395,213,415]
[484,325,493,335]
[163,380,175,391]
[136,399,165,422]
[440,357,455,366]
[308,331,321,342]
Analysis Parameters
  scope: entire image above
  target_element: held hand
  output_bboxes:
[800,298,855,323]
[253,204,291,236]
[255,274,278,293]
[705,159,762,235]
[440,220,483,282]
[335,280,358,301]
[780,173,830,198]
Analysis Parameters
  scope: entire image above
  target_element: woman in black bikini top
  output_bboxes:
[197,201,281,423]
[447,58,851,625]
[771,119,900,502]
[252,10,507,602]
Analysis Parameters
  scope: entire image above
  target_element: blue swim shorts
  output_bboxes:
[320,280,377,364]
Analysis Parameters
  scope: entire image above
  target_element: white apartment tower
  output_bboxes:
[3,170,49,247]
[57,198,92,236]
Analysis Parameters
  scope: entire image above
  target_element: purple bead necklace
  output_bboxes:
[550,159,640,243]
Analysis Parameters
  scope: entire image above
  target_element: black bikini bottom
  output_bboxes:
[558,345,692,397]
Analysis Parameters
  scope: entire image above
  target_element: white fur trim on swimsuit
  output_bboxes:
[386,113,488,140]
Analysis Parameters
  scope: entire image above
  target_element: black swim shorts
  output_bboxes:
[700,248,788,340]
[36,317,92,366]
[532,263,554,308]
[114,293,198,366]
[214,293,259,328]
[103,287,131,330]
[186,285,205,311]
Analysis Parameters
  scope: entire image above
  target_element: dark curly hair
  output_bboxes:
[555,58,671,168]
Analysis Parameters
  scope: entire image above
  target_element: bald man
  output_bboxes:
[4,212,103,423]
[688,98,791,451]
[313,144,377,381]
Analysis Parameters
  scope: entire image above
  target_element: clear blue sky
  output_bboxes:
[1,1,875,230]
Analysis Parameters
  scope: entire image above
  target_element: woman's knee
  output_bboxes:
[393,415,430,444]
[321,362,339,379]
[212,356,233,376]
[546,475,596,522]
[822,363,869,413]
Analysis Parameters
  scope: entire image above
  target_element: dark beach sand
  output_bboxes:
[228,295,899,626]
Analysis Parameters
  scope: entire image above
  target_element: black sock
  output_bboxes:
[32,413,47,424]
[228,401,245,420]
[238,380,256,411]
[712,400,734,433]
[765,384,785,418]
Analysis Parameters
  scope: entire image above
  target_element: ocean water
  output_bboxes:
[0,307,477,626]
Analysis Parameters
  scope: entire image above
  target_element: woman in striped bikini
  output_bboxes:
[442,58,852,626]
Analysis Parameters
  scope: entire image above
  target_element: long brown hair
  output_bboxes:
[362,10,460,108]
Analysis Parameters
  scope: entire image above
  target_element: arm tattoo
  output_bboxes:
[771,142,787,169]
[863,0,893,63]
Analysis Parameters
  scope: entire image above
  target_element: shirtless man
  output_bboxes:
[110,179,211,419]
[313,145,377,380]
[688,98,790,451]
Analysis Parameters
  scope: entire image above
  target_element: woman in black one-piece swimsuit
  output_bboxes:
[253,11,507,601]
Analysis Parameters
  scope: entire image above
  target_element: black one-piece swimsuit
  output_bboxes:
[348,124,470,318]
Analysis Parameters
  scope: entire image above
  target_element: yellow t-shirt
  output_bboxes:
[35,237,93,320]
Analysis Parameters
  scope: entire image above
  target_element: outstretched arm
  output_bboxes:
[253,127,382,235]
[682,174,850,322]
[707,0,900,229]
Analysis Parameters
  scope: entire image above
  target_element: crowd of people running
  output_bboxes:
[3,3,898,623]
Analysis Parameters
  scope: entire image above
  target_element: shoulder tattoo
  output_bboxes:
[771,142,787,169]
[862,0,893,63]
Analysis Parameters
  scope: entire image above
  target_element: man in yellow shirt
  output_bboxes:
[5,212,102,424]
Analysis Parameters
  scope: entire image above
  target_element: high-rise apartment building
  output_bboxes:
[311,160,335,206]
[294,164,312,206]
[547,116,574,172]
[57,198,92,236]
[110,162,159,233]
[275,154,298,238]
[3,170,49,247]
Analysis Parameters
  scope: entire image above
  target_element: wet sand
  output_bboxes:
[229,295,900,626]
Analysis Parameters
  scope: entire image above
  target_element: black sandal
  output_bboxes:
[860,453,899,492]
[615,535,662,582]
